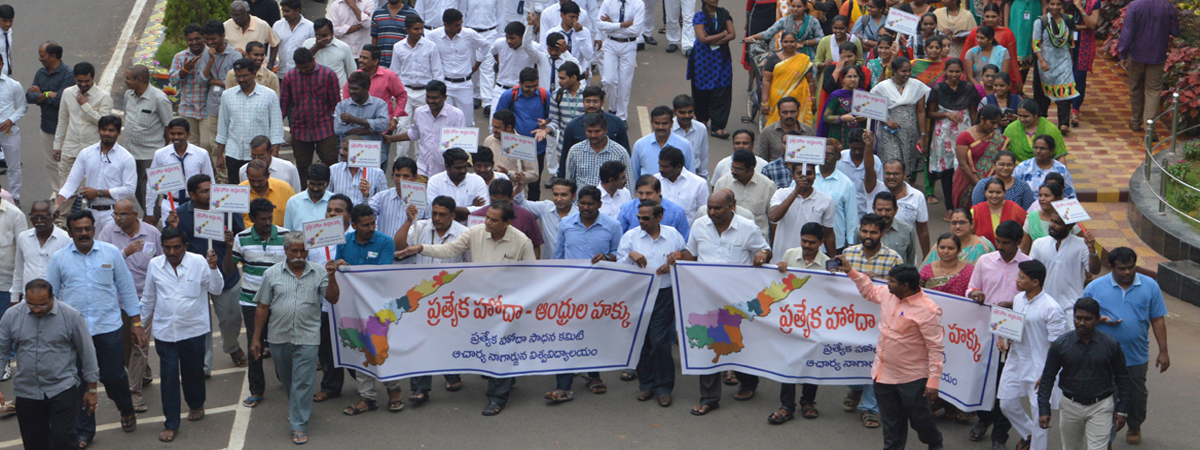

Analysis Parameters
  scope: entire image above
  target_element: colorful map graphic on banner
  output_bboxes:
[338,270,463,366]
[686,274,810,362]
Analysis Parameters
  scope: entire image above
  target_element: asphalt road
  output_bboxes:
[1,1,1196,449]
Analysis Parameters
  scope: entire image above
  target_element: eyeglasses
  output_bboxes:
[70,226,95,234]
[637,215,653,222]
[29,214,53,221]
[27,302,50,312]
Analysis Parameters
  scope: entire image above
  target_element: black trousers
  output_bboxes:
[529,152,544,201]
[76,330,134,441]
[974,358,1012,445]
[318,312,345,396]
[226,157,249,185]
[410,374,463,393]
[691,83,732,132]
[156,334,207,431]
[241,305,269,397]
[875,378,944,450]
[779,383,820,411]
[636,288,676,395]
[1032,69,1072,128]
[485,377,513,406]
[16,386,78,450]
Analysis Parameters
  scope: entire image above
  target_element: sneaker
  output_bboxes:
[1,364,11,382]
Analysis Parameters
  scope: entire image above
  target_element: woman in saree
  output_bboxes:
[927,58,981,215]
[1031,0,1078,133]
[934,0,978,56]
[972,176,1027,245]
[745,0,824,59]
[1005,0,1044,82]
[981,73,1021,127]
[913,13,939,59]
[870,58,930,181]
[971,150,1038,209]
[817,42,872,128]
[912,37,947,87]
[923,208,995,266]
[921,233,976,295]
[814,15,864,92]
[954,105,1008,209]
[762,31,816,127]
[962,4,1022,92]
[818,65,868,143]
[865,35,897,90]
[963,26,1010,89]
[1004,99,1067,162]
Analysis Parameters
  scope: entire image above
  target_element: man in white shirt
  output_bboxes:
[1029,212,1100,322]
[671,95,709,180]
[10,200,65,303]
[304,19,359,88]
[426,148,489,221]
[0,194,26,342]
[425,9,492,127]
[768,162,835,261]
[598,160,630,219]
[238,137,302,193]
[543,2,594,70]
[328,0,374,55]
[417,0,458,28]
[397,195,471,264]
[713,149,775,240]
[386,81,467,177]
[145,119,216,226]
[596,0,645,120]
[618,199,685,407]
[489,22,541,117]
[215,60,285,183]
[140,227,223,442]
[308,194,351,402]
[0,55,22,202]
[672,189,771,415]
[710,130,767,188]
[837,129,884,220]
[654,147,708,224]
[389,15,441,159]
[461,0,504,111]
[535,33,581,99]
[998,260,1068,450]
[881,159,929,257]
[663,0,695,53]
[55,115,138,231]
[54,62,114,200]
[273,0,315,77]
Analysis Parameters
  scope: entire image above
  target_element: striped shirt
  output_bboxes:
[842,244,904,280]
[369,187,429,239]
[370,3,416,68]
[547,88,586,160]
[215,84,285,161]
[329,162,388,206]
[565,138,635,192]
[403,219,470,264]
[232,225,290,306]
[169,48,209,120]
[254,261,328,346]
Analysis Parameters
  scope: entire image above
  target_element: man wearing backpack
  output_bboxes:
[495,67,550,200]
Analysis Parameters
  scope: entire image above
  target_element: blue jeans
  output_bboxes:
[76,330,135,441]
[270,343,319,431]
[850,384,879,414]
[156,334,208,431]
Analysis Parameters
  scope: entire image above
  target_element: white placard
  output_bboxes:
[851,90,890,121]
[304,217,348,250]
[147,163,187,194]
[400,180,428,210]
[1051,198,1091,224]
[500,132,538,162]
[193,210,226,241]
[210,185,251,213]
[348,140,382,168]
[989,306,1025,342]
[441,127,479,153]
[884,9,920,36]
[468,215,487,228]
[784,135,826,165]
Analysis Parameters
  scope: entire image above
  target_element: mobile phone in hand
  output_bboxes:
[825,258,842,271]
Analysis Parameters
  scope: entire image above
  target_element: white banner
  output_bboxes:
[331,261,658,380]
[673,262,999,411]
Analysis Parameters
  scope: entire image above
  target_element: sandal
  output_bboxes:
[445,381,463,392]
[801,403,819,419]
[312,391,338,403]
[710,130,731,140]
[482,402,504,416]
[231,349,248,368]
[842,389,861,412]
[159,429,177,443]
[342,399,377,415]
[969,421,991,441]
[926,195,939,205]
[133,403,148,413]
[620,370,637,381]
[409,391,429,405]
[188,409,205,421]
[0,403,15,415]
[734,390,755,401]
[723,371,738,386]
[121,413,137,432]
[291,431,308,445]
[544,389,575,403]
[1070,110,1080,127]
[768,408,794,424]
[388,397,406,412]
[243,396,263,408]
[690,402,720,416]
[861,412,881,428]
[77,438,92,449]
[587,378,607,394]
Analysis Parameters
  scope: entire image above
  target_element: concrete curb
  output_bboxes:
[130,0,172,95]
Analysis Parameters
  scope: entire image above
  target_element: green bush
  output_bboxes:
[163,0,230,45]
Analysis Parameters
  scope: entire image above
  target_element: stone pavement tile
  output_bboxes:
[1077,202,1168,273]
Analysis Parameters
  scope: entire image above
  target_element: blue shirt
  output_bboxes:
[46,241,141,336]
[494,86,550,154]
[283,190,334,232]
[336,231,395,266]
[554,213,623,260]
[1083,273,1167,366]
[814,168,857,248]
[631,133,696,178]
[176,201,246,290]
[617,198,691,240]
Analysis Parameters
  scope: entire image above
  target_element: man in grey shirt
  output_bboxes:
[122,65,173,213]
[250,231,334,445]
[0,279,100,449]
[198,19,240,184]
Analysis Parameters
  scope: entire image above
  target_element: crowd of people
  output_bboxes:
[0,0,1182,448]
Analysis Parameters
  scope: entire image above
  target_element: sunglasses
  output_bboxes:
[637,215,653,222]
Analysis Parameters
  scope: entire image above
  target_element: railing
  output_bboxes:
[1142,92,1200,225]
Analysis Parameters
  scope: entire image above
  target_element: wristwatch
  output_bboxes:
[87,388,98,394]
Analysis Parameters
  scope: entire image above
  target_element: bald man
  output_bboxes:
[123,65,174,212]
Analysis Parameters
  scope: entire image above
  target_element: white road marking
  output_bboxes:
[637,105,651,139]
[225,369,253,450]
[0,404,238,448]
[99,0,151,92]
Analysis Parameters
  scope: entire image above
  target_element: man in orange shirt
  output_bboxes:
[831,255,946,450]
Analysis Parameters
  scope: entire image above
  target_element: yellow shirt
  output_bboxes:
[239,177,296,228]
[224,66,281,97]
[224,18,281,55]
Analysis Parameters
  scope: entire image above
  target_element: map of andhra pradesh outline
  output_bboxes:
[686,273,810,363]
[337,270,464,366]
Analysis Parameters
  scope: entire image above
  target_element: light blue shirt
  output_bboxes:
[631,133,695,178]
[46,241,140,336]
[815,168,858,248]
[1083,273,1168,367]
[618,197,691,240]
[554,213,623,260]
[283,190,334,232]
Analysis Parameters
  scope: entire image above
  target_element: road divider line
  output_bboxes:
[226,369,253,450]
[100,0,151,92]
[0,404,237,449]
[637,106,651,140]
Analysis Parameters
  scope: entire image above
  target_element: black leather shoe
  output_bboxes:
[637,43,645,51]
[644,36,658,46]
[666,43,679,53]
[473,98,482,110]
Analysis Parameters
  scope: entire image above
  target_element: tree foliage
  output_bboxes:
[163,0,231,45]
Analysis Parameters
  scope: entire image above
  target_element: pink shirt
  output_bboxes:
[850,268,946,389]
[342,67,408,119]
[966,250,1031,306]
